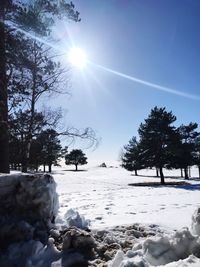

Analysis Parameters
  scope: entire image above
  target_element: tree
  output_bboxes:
[0,0,80,173]
[36,129,62,173]
[194,136,200,178]
[0,1,9,173]
[138,106,176,184]
[65,149,87,171]
[121,137,143,176]
[175,123,199,179]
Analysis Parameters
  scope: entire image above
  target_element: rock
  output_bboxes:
[99,163,107,168]
[62,227,96,260]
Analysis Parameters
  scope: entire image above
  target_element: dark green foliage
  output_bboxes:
[194,136,200,178]
[65,149,87,171]
[36,129,62,172]
[175,123,199,179]
[138,107,177,184]
[121,137,143,176]
[123,107,200,183]
[9,109,47,171]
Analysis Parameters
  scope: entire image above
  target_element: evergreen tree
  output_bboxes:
[175,123,199,179]
[194,136,200,178]
[138,106,176,184]
[0,0,80,173]
[36,129,62,173]
[121,137,143,176]
[65,149,87,171]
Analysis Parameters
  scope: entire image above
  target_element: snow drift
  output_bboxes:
[109,208,200,266]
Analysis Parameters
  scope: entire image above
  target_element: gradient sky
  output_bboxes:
[48,0,200,164]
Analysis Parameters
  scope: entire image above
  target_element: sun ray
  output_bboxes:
[91,62,200,101]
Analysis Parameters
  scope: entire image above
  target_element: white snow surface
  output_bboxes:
[54,166,200,230]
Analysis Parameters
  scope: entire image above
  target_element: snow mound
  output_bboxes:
[0,238,60,267]
[64,209,90,229]
[191,207,200,236]
[143,228,199,266]
[0,173,59,248]
[109,226,200,267]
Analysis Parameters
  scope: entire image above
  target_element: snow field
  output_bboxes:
[54,166,200,230]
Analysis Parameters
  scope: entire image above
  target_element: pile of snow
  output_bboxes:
[0,238,60,267]
[110,252,200,267]
[109,209,200,267]
[0,173,58,248]
[191,207,200,236]
[64,208,90,229]
[55,209,90,230]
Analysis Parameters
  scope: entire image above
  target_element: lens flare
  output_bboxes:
[68,47,87,68]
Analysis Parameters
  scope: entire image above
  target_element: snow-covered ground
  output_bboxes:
[54,165,200,231]
[2,166,200,267]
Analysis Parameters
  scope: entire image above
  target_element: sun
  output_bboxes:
[68,47,87,68]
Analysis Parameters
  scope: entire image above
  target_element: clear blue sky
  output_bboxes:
[49,0,200,164]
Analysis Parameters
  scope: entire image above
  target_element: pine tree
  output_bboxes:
[194,136,200,178]
[175,123,199,179]
[36,129,62,173]
[121,137,143,176]
[138,106,176,184]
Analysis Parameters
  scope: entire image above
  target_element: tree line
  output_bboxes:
[122,106,200,184]
[0,1,96,173]
[10,124,87,172]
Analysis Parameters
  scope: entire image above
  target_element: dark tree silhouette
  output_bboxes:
[0,0,80,173]
[176,123,199,179]
[121,137,143,176]
[36,129,62,173]
[194,136,200,178]
[65,149,87,171]
[138,106,176,184]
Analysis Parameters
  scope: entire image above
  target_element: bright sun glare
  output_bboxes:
[68,47,87,68]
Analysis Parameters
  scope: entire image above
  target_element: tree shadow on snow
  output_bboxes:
[172,183,200,191]
[128,182,200,191]
[63,169,88,172]
[131,174,200,182]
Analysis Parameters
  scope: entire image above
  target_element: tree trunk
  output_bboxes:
[188,166,191,178]
[48,164,52,173]
[184,167,189,179]
[0,1,9,173]
[156,168,159,177]
[134,169,138,176]
[21,159,28,173]
[159,167,165,184]
[199,166,200,179]
[75,164,78,171]
[180,168,183,178]
[21,143,28,172]
[43,164,46,172]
